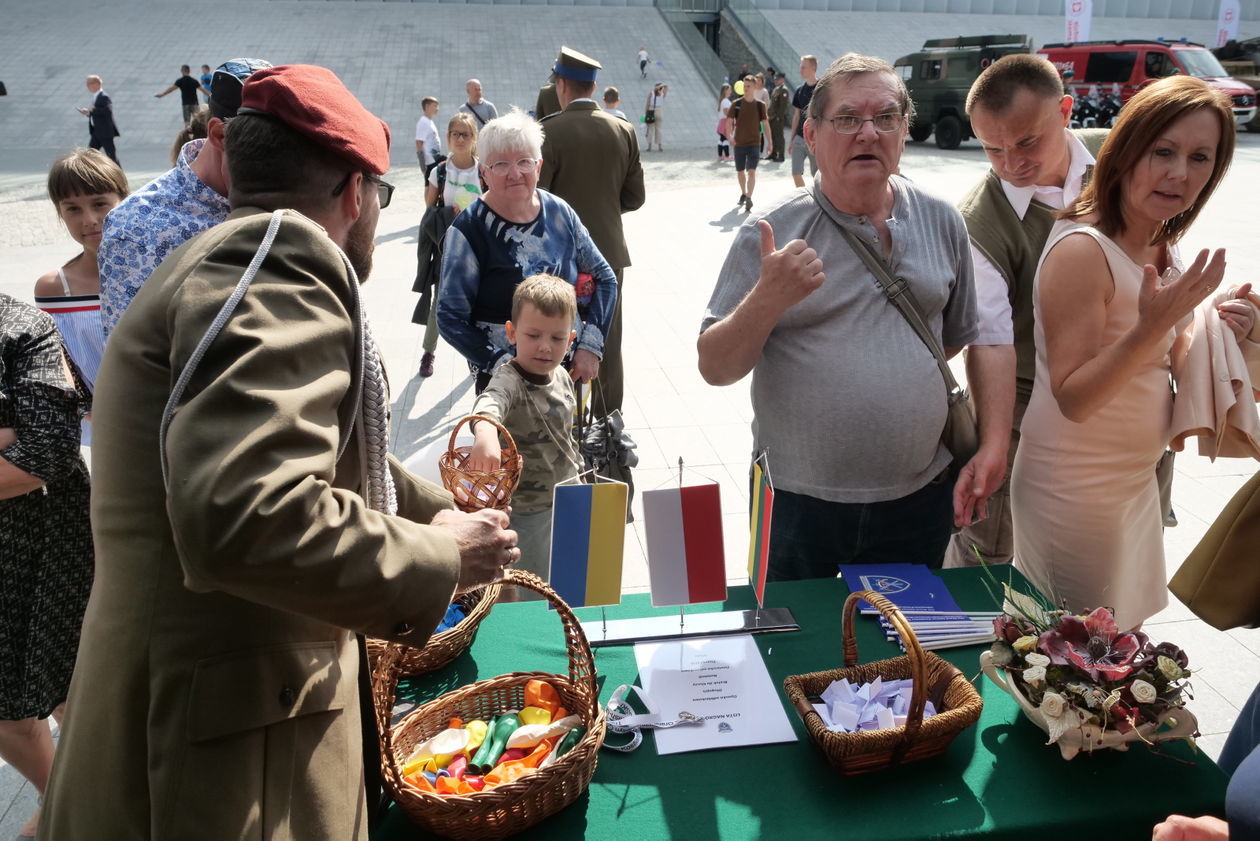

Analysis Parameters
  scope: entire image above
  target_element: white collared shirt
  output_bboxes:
[971,129,1095,344]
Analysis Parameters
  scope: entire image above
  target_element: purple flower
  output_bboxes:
[1039,607,1148,682]
[1133,641,1190,676]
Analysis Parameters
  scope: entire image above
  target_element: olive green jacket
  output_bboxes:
[41,209,461,840]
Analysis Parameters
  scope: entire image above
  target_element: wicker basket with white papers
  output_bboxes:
[783,589,983,775]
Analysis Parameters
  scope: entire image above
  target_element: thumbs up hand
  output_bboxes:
[756,220,825,311]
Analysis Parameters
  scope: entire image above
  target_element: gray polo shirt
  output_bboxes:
[701,174,977,504]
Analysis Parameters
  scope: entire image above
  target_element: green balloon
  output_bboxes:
[554,724,586,759]
[470,713,520,774]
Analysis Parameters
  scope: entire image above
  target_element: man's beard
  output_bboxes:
[345,213,376,282]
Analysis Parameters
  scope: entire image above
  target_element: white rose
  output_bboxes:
[1013,636,1039,653]
[1023,665,1047,687]
[1024,652,1051,667]
[988,642,1013,667]
[1158,656,1186,681]
[1131,679,1158,704]
[1040,691,1066,719]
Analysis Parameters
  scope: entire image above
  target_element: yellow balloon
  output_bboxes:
[518,706,551,726]
[733,80,744,96]
[464,719,489,753]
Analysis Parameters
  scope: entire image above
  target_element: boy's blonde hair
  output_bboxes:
[48,148,129,204]
[511,274,577,325]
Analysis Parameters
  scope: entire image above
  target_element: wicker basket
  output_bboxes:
[366,583,501,677]
[783,589,983,776]
[438,414,523,513]
[373,569,606,840]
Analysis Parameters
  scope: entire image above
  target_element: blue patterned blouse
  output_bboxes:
[98,139,230,338]
[437,189,617,374]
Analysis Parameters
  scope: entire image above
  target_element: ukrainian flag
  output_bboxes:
[549,481,628,608]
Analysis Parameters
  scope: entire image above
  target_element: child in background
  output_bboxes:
[34,148,130,445]
[466,274,584,599]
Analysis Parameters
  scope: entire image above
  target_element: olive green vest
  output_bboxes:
[958,128,1107,404]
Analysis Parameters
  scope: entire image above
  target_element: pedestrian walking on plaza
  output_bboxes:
[415,95,442,169]
[40,63,517,841]
[717,83,733,161]
[644,81,667,151]
[637,45,650,78]
[790,55,820,187]
[700,53,984,579]
[460,78,498,127]
[768,71,790,162]
[198,64,213,99]
[78,74,119,163]
[0,293,95,841]
[540,46,645,421]
[33,149,129,446]
[414,111,483,378]
[602,86,627,120]
[728,75,771,211]
[155,64,208,124]
[98,58,272,337]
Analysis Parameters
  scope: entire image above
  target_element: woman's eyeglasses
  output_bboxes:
[450,131,473,140]
[485,157,539,176]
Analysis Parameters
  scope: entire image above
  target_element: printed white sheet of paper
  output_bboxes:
[633,633,798,754]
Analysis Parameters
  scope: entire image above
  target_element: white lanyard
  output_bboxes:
[602,684,702,753]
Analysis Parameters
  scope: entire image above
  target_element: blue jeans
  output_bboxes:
[765,472,953,581]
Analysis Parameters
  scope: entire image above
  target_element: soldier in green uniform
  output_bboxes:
[767,71,791,162]
[539,46,646,422]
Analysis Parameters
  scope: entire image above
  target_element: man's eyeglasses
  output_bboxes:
[821,112,905,134]
[332,171,395,209]
[485,157,539,176]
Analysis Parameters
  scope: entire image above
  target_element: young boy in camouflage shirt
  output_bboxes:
[467,275,584,597]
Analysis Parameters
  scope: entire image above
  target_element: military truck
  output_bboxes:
[895,34,1033,149]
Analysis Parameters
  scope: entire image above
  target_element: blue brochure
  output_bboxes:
[839,563,963,615]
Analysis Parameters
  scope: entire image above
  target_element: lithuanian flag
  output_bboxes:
[748,458,774,608]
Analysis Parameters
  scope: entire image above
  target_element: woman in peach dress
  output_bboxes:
[1011,77,1255,630]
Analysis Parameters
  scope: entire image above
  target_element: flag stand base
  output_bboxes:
[580,607,798,647]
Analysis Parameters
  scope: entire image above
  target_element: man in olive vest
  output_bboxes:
[946,54,1107,567]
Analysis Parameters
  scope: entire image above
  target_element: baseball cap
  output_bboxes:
[208,58,274,119]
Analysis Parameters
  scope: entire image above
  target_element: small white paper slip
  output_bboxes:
[810,677,936,733]
[633,634,798,755]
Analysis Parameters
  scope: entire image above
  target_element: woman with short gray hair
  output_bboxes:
[438,110,618,393]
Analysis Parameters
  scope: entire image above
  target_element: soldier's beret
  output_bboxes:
[239,64,391,175]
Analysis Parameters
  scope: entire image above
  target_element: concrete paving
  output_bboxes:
[3,2,1260,833]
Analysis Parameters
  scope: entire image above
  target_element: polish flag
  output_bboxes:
[643,484,727,607]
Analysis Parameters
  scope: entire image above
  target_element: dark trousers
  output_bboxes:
[766,472,953,582]
[591,267,623,419]
[89,133,117,164]
[769,119,786,161]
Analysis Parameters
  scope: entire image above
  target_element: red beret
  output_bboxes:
[239,64,391,175]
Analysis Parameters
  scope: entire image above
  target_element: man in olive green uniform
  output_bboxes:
[539,46,645,420]
[40,65,517,840]
[767,71,790,162]
[946,54,1107,567]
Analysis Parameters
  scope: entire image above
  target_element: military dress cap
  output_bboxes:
[238,64,391,175]
[554,46,602,83]
[208,58,273,119]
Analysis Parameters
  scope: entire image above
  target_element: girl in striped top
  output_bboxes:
[34,149,128,444]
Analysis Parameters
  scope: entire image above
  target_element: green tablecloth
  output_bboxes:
[375,568,1226,840]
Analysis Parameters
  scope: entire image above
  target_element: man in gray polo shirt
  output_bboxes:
[699,53,999,579]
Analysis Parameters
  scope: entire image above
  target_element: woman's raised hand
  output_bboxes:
[1217,282,1255,342]
[1137,248,1226,337]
